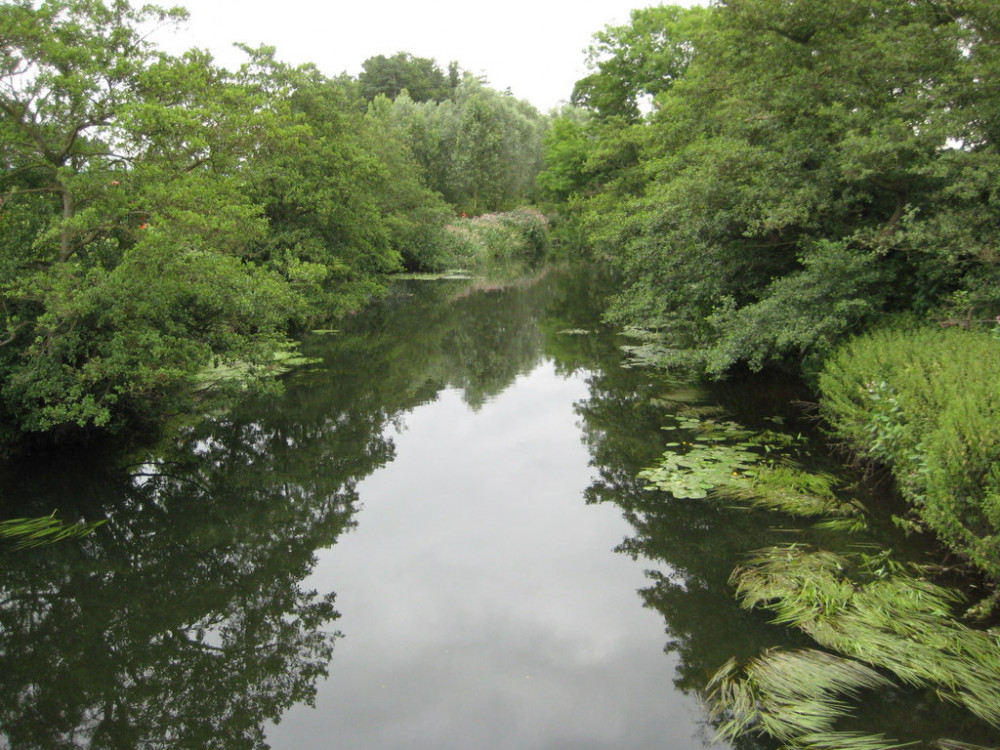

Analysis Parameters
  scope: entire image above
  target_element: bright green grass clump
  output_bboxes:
[1,512,104,549]
[819,324,1000,580]
[708,544,1000,748]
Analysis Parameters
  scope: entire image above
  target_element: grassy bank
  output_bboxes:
[425,208,550,275]
[818,324,1000,586]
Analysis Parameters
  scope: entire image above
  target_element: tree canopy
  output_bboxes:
[549,0,1000,376]
[358,52,458,103]
[0,1,546,450]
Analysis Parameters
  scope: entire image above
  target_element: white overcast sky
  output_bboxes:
[152,0,701,112]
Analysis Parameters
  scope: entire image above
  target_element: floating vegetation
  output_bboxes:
[715,465,868,532]
[639,413,811,501]
[706,648,899,750]
[639,439,759,498]
[705,544,1000,748]
[194,344,321,393]
[641,409,1000,747]
[1,512,105,549]
[391,271,473,281]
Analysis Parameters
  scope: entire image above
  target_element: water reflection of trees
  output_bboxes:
[312,275,553,412]
[566,339,1000,748]
[0,388,394,748]
[0,269,593,749]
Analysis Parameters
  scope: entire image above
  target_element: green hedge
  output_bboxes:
[819,324,1000,579]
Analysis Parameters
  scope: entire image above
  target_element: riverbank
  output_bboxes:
[632,326,1000,749]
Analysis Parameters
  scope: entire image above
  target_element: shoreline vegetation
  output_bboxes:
[533,1,1000,746]
[5,1,1000,747]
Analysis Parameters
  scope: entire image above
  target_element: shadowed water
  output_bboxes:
[0,267,996,749]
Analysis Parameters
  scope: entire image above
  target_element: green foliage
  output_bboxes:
[439,208,550,274]
[819,325,1000,580]
[3,238,303,433]
[0,5,542,447]
[721,545,1000,736]
[358,52,456,103]
[571,5,710,122]
[557,0,1000,375]
[368,78,546,215]
[640,409,867,531]
[0,512,104,549]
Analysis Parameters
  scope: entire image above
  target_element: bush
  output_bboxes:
[436,208,550,272]
[819,324,1000,578]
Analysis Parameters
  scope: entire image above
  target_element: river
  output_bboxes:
[0,266,996,749]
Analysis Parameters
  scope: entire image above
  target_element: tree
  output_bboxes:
[571,5,709,122]
[563,0,1000,375]
[0,0,187,262]
[367,76,546,215]
[358,52,455,103]
[0,4,316,440]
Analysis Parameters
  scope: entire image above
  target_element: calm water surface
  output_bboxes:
[1,267,997,749]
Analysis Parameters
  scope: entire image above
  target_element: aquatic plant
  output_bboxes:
[638,414,761,498]
[641,410,1000,747]
[709,543,1000,748]
[715,465,868,532]
[706,648,898,750]
[0,512,104,549]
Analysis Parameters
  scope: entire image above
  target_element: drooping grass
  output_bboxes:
[0,512,104,549]
[706,648,901,750]
[727,545,1000,730]
[715,464,868,531]
[641,409,1000,747]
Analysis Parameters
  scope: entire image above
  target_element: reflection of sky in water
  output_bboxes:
[267,360,723,750]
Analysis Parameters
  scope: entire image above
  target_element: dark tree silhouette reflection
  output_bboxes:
[0,268,590,749]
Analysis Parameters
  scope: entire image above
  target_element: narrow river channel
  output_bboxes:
[1,266,997,749]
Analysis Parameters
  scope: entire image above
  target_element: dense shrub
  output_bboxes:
[437,208,550,272]
[819,325,1000,579]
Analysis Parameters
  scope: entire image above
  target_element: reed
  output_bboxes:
[0,512,104,549]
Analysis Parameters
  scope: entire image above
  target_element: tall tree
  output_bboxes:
[0,3,303,439]
[0,0,189,262]
[358,52,454,103]
[571,5,709,122]
[563,0,1000,375]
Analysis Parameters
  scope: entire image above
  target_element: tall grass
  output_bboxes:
[818,324,1000,580]
[436,208,550,274]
